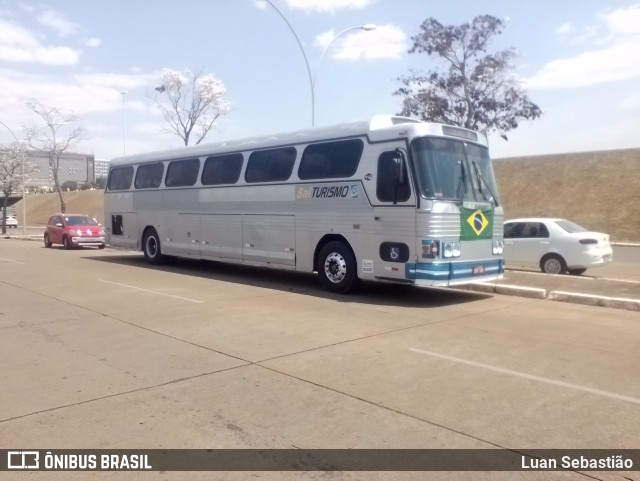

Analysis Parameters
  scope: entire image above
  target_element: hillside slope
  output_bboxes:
[493,148,639,242]
[9,147,640,242]
[13,190,105,226]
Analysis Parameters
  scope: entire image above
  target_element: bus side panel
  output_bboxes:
[200,214,243,261]
[105,192,139,250]
[243,214,295,266]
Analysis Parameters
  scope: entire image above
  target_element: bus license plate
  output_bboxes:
[473,265,485,275]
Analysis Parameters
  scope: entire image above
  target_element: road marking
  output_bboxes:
[98,279,204,304]
[409,347,640,406]
[0,258,25,264]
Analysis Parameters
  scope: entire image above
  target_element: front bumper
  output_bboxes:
[71,236,105,246]
[406,258,505,287]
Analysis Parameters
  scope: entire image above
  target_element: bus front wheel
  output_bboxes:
[317,241,358,294]
[143,228,165,265]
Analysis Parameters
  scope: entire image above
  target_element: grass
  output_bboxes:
[8,147,640,242]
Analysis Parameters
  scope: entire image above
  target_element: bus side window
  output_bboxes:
[202,153,243,185]
[246,147,296,183]
[376,151,410,203]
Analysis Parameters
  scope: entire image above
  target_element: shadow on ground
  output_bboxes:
[84,251,493,309]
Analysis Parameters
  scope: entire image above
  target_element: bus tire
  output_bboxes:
[143,228,165,265]
[317,241,358,294]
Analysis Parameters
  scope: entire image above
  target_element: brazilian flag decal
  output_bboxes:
[460,207,493,240]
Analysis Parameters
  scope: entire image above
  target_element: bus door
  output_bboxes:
[370,148,417,281]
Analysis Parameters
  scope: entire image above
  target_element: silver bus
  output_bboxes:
[104,115,504,293]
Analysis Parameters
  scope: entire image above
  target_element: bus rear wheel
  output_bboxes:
[143,228,165,265]
[317,241,358,294]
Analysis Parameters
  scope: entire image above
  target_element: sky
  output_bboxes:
[0,0,639,160]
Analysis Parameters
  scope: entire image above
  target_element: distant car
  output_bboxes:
[5,215,18,228]
[44,214,106,249]
[503,218,613,275]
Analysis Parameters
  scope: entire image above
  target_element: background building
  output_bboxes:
[94,158,110,181]
[26,151,95,191]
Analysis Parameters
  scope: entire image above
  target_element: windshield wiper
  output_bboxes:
[456,159,467,204]
[472,160,499,206]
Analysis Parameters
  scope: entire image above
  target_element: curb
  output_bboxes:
[547,291,640,312]
[461,282,639,312]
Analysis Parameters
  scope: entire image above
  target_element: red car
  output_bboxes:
[44,214,106,249]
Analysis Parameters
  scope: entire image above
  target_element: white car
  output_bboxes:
[5,215,18,228]
[503,218,613,275]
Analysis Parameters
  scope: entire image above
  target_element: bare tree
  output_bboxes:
[0,141,34,234]
[25,101,84,213]
[154,68,232,146]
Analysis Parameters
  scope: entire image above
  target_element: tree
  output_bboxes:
[394,15,541,139]
[61,180,78,191]
[25,101,84,213]
[0,141,34,234]
[154,68,232,146]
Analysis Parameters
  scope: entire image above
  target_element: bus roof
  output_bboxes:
[109,115,488,166]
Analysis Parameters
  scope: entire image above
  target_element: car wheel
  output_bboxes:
[317,241,358,293]
[63,236,72,250]
[541,254,566,274]
[44,233,52,248]
[143,228,165,265]
[98,244,105,250]
[568,268,587,276]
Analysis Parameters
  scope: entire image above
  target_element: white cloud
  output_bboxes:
[314,25,407,61]
[0,18,81,65]
[555,22,572,35]
[85,37,101,48]
[286,0,373,14]
[37,9,80,37]
[619,92,640,111]
[526,5,640,89]
[603,4,640,35]
[254,1,268,9]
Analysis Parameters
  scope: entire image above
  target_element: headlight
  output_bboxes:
[492,240,504,254]
[442,242,461,258]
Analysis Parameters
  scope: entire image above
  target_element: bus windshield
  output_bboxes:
[411,137,500,205]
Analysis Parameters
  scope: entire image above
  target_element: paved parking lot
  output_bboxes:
[1,239,639,481]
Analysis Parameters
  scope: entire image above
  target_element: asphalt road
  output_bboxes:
[1,239,638,481]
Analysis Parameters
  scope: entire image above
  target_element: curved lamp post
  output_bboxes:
[0,120,26,234]
[263,0,376,126]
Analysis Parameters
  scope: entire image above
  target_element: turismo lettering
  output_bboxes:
[296,185,356,200]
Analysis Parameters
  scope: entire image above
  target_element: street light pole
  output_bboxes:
[262,0,314,125]
[120,90,128,156]
[0,120,26,234]
[312,24,376,124]
[263,0,375,127]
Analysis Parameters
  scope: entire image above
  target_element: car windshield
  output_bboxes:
[555,219,588,233]
[411,137,500,205]
[65,216,98,226]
